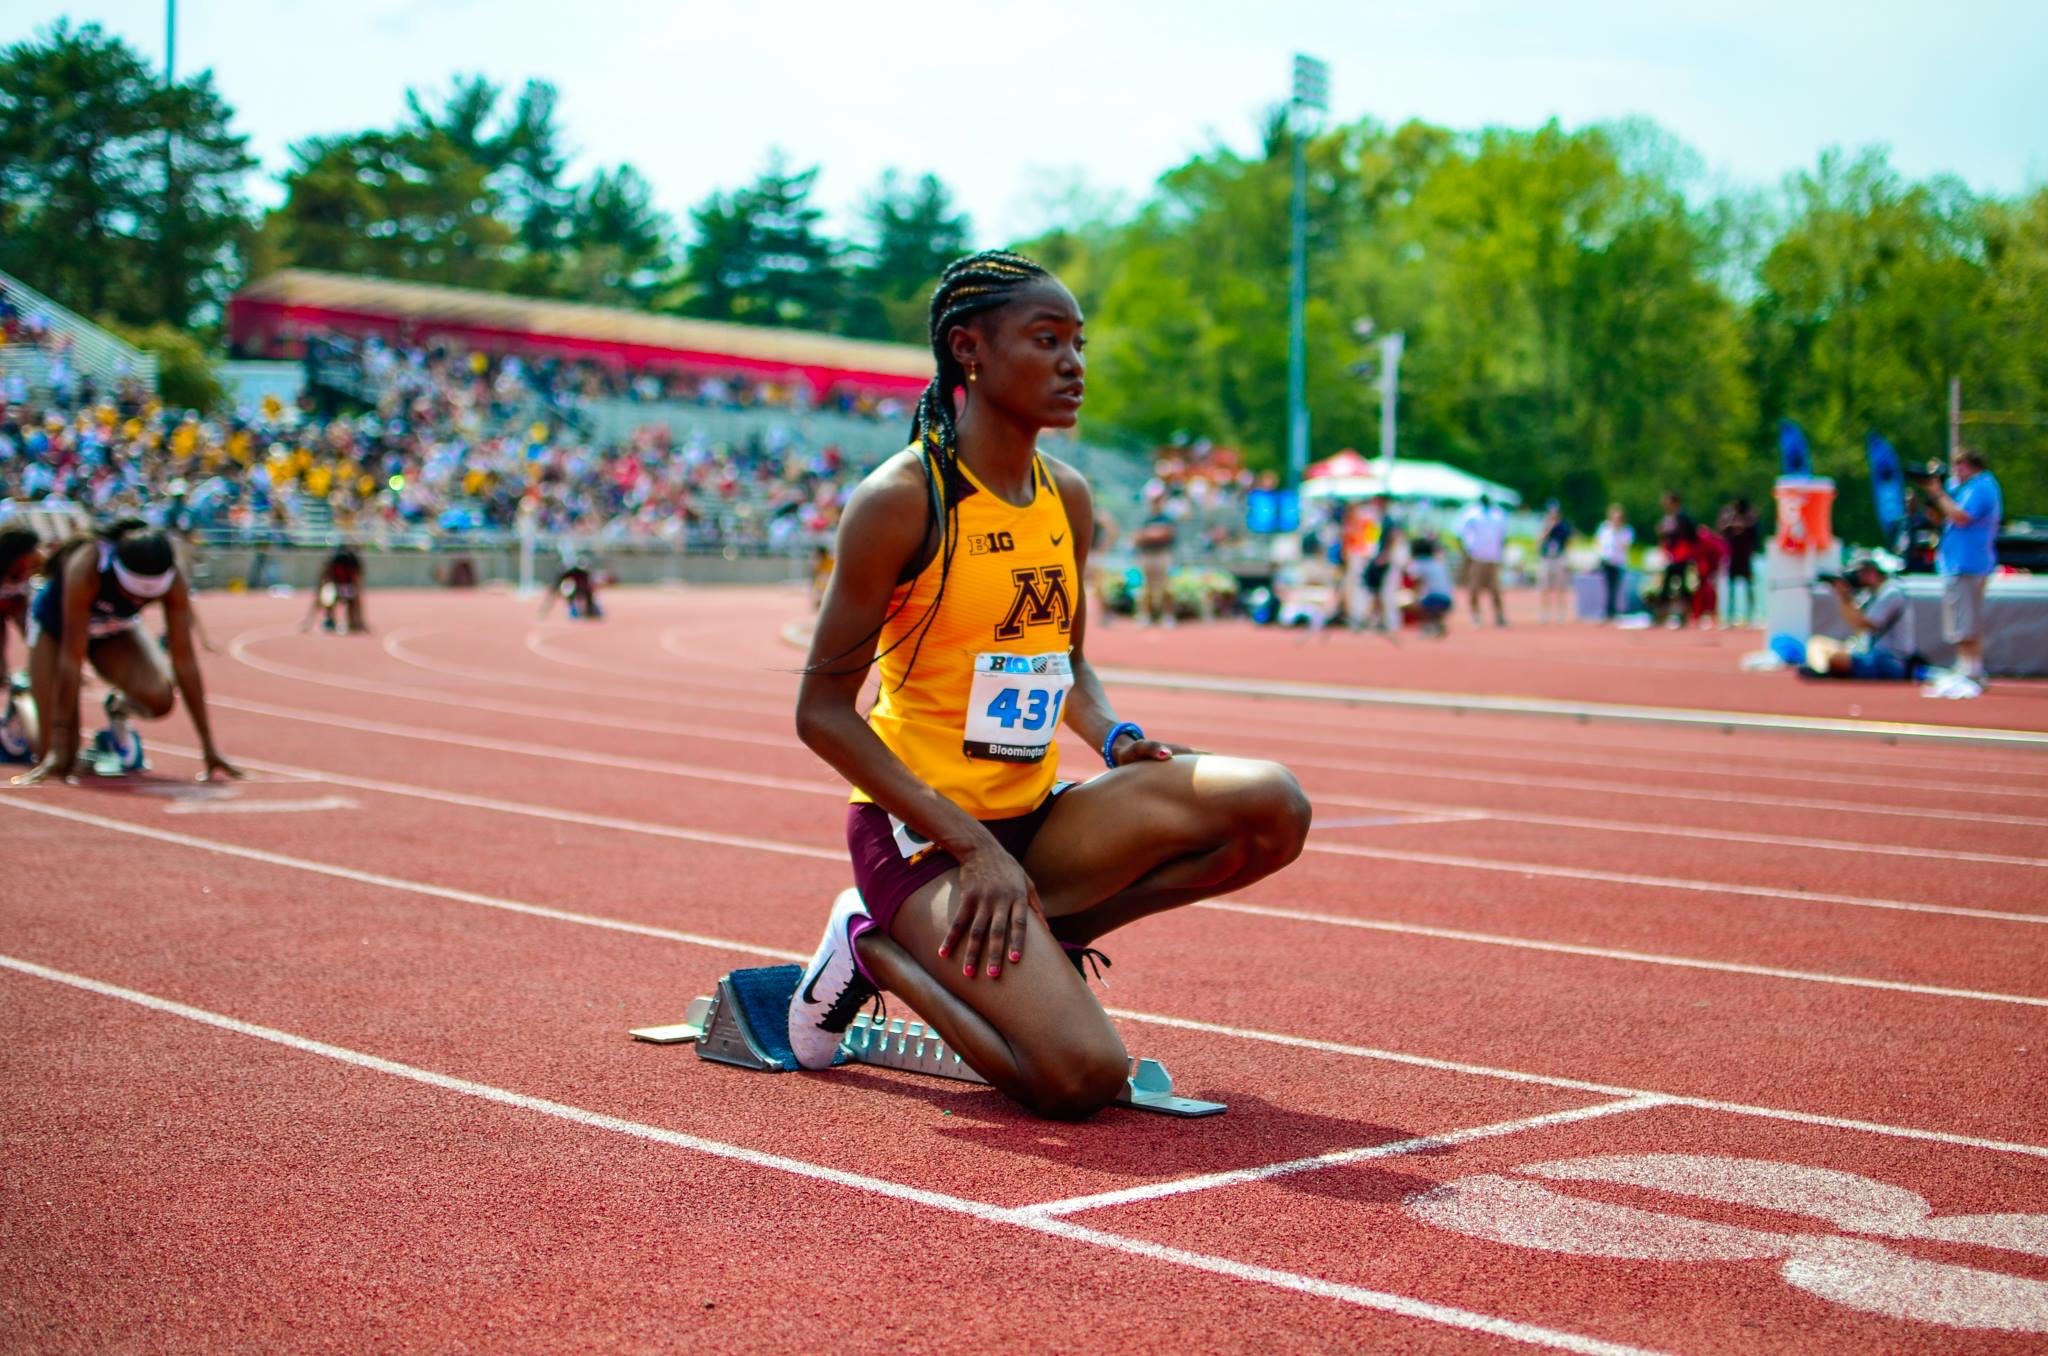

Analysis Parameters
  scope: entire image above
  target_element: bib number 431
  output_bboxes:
[964,651,1074,763]
[985,685,1064,732]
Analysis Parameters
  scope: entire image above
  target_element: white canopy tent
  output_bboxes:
[1301,453,1521,507]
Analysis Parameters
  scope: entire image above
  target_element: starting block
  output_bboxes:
[632,964,1225,1117]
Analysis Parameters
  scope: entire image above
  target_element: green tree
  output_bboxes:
[1751,149,1994,538]
[843,170,970,342]
[556,164,674,307]
[679,153,843,328]
[0,20,252,328]
[268,128,514,288]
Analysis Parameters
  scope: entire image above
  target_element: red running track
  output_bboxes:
[4,585,2046,1353]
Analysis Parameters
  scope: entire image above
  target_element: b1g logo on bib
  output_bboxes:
[994,565,1072,641]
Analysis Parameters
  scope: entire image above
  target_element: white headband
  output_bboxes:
[113,557,176,600]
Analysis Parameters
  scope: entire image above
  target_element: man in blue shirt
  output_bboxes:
[1922,448,2002,693]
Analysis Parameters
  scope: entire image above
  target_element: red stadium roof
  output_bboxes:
[228,268,934,396]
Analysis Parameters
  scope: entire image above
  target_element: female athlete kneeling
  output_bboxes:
[786,252,1311,1119]
[14,520,242,786]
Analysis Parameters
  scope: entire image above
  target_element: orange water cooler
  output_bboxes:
[1765,476,1841,639]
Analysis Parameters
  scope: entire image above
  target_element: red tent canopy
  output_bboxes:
[1305,449,1377,480]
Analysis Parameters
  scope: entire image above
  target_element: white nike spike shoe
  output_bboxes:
[786,888,878,1070]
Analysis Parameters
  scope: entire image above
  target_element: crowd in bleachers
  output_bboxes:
[1,332,873,550]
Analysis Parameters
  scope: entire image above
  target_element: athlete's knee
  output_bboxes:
[1239,762,1312,866]
[123,684,175,720]
[1026,1047,1129,1121]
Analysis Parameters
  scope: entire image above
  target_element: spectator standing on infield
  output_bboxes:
[1455,493,1508,626]
[1717,497,1761,624]
[1536,503,1572,623]
[1133,489,1178,627]
[1595,504,1633,622]
[1922,449,2002,697]
[1655,491,1697,627]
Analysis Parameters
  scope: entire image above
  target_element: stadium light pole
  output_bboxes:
[1286,54,1328,489]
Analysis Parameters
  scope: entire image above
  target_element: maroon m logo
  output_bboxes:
[994,566,1072,641]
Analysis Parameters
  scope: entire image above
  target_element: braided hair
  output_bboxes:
[811,250,1052,684]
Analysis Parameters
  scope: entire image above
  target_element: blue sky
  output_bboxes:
[11,0,2046,243]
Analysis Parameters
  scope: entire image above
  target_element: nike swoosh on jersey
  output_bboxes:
[1051,533,1066,545]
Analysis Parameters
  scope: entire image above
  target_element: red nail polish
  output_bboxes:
[987,965,1000,978]
[938,946,950,958]
[1008,950,1021,963]
[963,964,975,976]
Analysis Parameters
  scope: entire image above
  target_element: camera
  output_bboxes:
[1907,459,1945,484]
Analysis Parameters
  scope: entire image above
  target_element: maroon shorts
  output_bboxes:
[844,785,1073,953]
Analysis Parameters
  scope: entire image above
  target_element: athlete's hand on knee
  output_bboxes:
[1112,734,1202,765]
[942,845,1043,981]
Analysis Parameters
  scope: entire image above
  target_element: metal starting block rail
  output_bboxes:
[631,964,1224,1118]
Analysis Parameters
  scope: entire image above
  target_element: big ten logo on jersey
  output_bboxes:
[995,565,1072,641]
[967,531,1016,556]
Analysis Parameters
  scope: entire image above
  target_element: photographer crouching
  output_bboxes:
[1802,554,1927,683]
[1915,449,2003,698]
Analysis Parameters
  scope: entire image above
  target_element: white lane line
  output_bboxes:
[230,628,2048,868]
[0,798,809,962]
[141,728,2048,931]
[1049,652,2048,780]
[525,624,776,691]
[1282,747,2048,828]
[1313,811,1491,829]
[164,795,360,815]
[200,689,2048,911]
[208,694,842,796]
[9,792,2047,1165]
[1101,1008,2048,1163]
[142,742,841,862]
[1098,667,2048,751]
[1299,841,2048,926]
[1310,800,2048,873]
[389,623,781,708]
[1020,1096,1668,1218]
[1195,900,2048,1007]
[0,955,1660,1356]
[229,625,794,738]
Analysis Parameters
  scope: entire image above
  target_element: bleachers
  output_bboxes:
[0,268,159,396]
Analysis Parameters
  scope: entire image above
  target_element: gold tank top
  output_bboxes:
[853,447,1078,819]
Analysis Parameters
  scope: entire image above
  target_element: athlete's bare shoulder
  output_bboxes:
[835,445,939,581]
[1040,452,1095,521]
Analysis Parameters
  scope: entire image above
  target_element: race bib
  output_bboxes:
[964,651,1073,762]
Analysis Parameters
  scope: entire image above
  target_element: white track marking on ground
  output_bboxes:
[209,694,843,796]
[145,742,843,862]
[526,625,786,694]
[1158,699,2048,785]
[0,955,1661,1356]
[163,794,359,815]
[774,614,2048,774]
[230,628,2048,868]
[1193,900,2048,1007]
[9,792,2047,1165]
[0,798,808,961]
[1262,744,2048,828]
[207,665,2048,891]
[388,624,788,711]
[1310,802,2048,873]
[1097,667,2048,751]
[228,626,797,748]
[1299,841,2048,926]
[1019,1096,1668,1217]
